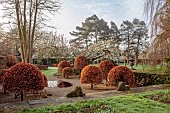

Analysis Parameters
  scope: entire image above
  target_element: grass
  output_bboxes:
[119,63,166,73]
[93,63,166,73]
[41,67,58,76]
[42,63,167,77]
[16,89,170,113]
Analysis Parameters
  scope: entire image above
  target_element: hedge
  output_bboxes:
[51,64,58,67]
[133,71,170,86]
[35,65,48,70]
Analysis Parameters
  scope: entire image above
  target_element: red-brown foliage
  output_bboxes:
[98,60,116,80]
[58,60,71,73]
[107,66,136,87]
[35,65,48,70]
[62,67,73,78]
[4,55,19,68]
[80,65,102,89]
[0,56,7,69]
[0,69,7,83]
[74,55,88,70]
[51,64,58,67]
[3,62,45,93]
[42,74,48,87]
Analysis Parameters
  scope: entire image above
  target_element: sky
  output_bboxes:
[52,0,146,40]
[0,0,146,40]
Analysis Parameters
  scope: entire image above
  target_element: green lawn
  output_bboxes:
[42,63,166,77]
[123,64,166,73]
[17,89,170,113]
[41,67,57,76]
[93,63,166,73]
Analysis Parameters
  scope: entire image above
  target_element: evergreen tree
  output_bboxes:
[132,18,149,65]
[120,20,134,64]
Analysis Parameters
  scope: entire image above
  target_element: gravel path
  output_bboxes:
[0,84,170,113]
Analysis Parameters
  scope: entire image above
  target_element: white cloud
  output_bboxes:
[0,0,146,40]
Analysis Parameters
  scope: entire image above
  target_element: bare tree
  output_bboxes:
[0,0,61,63]
[144,0,170,67]
[144,0,168,35]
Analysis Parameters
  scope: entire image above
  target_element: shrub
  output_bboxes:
[62,67,73,78]
[98,60,116,84]
[0,56,7,69]
[35,65,48,70]
[0,69,7,84]
[80,65,102,89]
[3,62,45,101]
[58,60,71,73]
[165,57,170,75]
[4,55,19,68]
[51,64,58,67]
[74,55,88,70]
[42,74,48,87]
[133,71,170,86]
[107,66,136,87]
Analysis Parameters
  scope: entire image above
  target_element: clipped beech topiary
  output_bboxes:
[107,66,136,87]
[57,60,71,73]
[42,74,48,87]
[74,55,88,70]
[3,62,45,101]
[80,65,102,89]
[0,56,7,69]
[62,67,73,78]
[4,55,19,68]
[98,60,116,85]
[0,69,7,84]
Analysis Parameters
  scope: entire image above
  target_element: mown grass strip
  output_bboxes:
[17,89,170,113]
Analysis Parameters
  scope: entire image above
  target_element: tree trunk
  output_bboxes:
[124,58,126,66]
[135,35,140,66]
[15,0,26,62]
[85,38,88,50]
[28,0,33,63]
[127,31,130,64]
[106,79,108,86]
[91,83,93,89]
[3,89,6,94]
[21,91,24,101]
[23,0,28,62]
[28,0,38,63]
[95,32,98,43]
